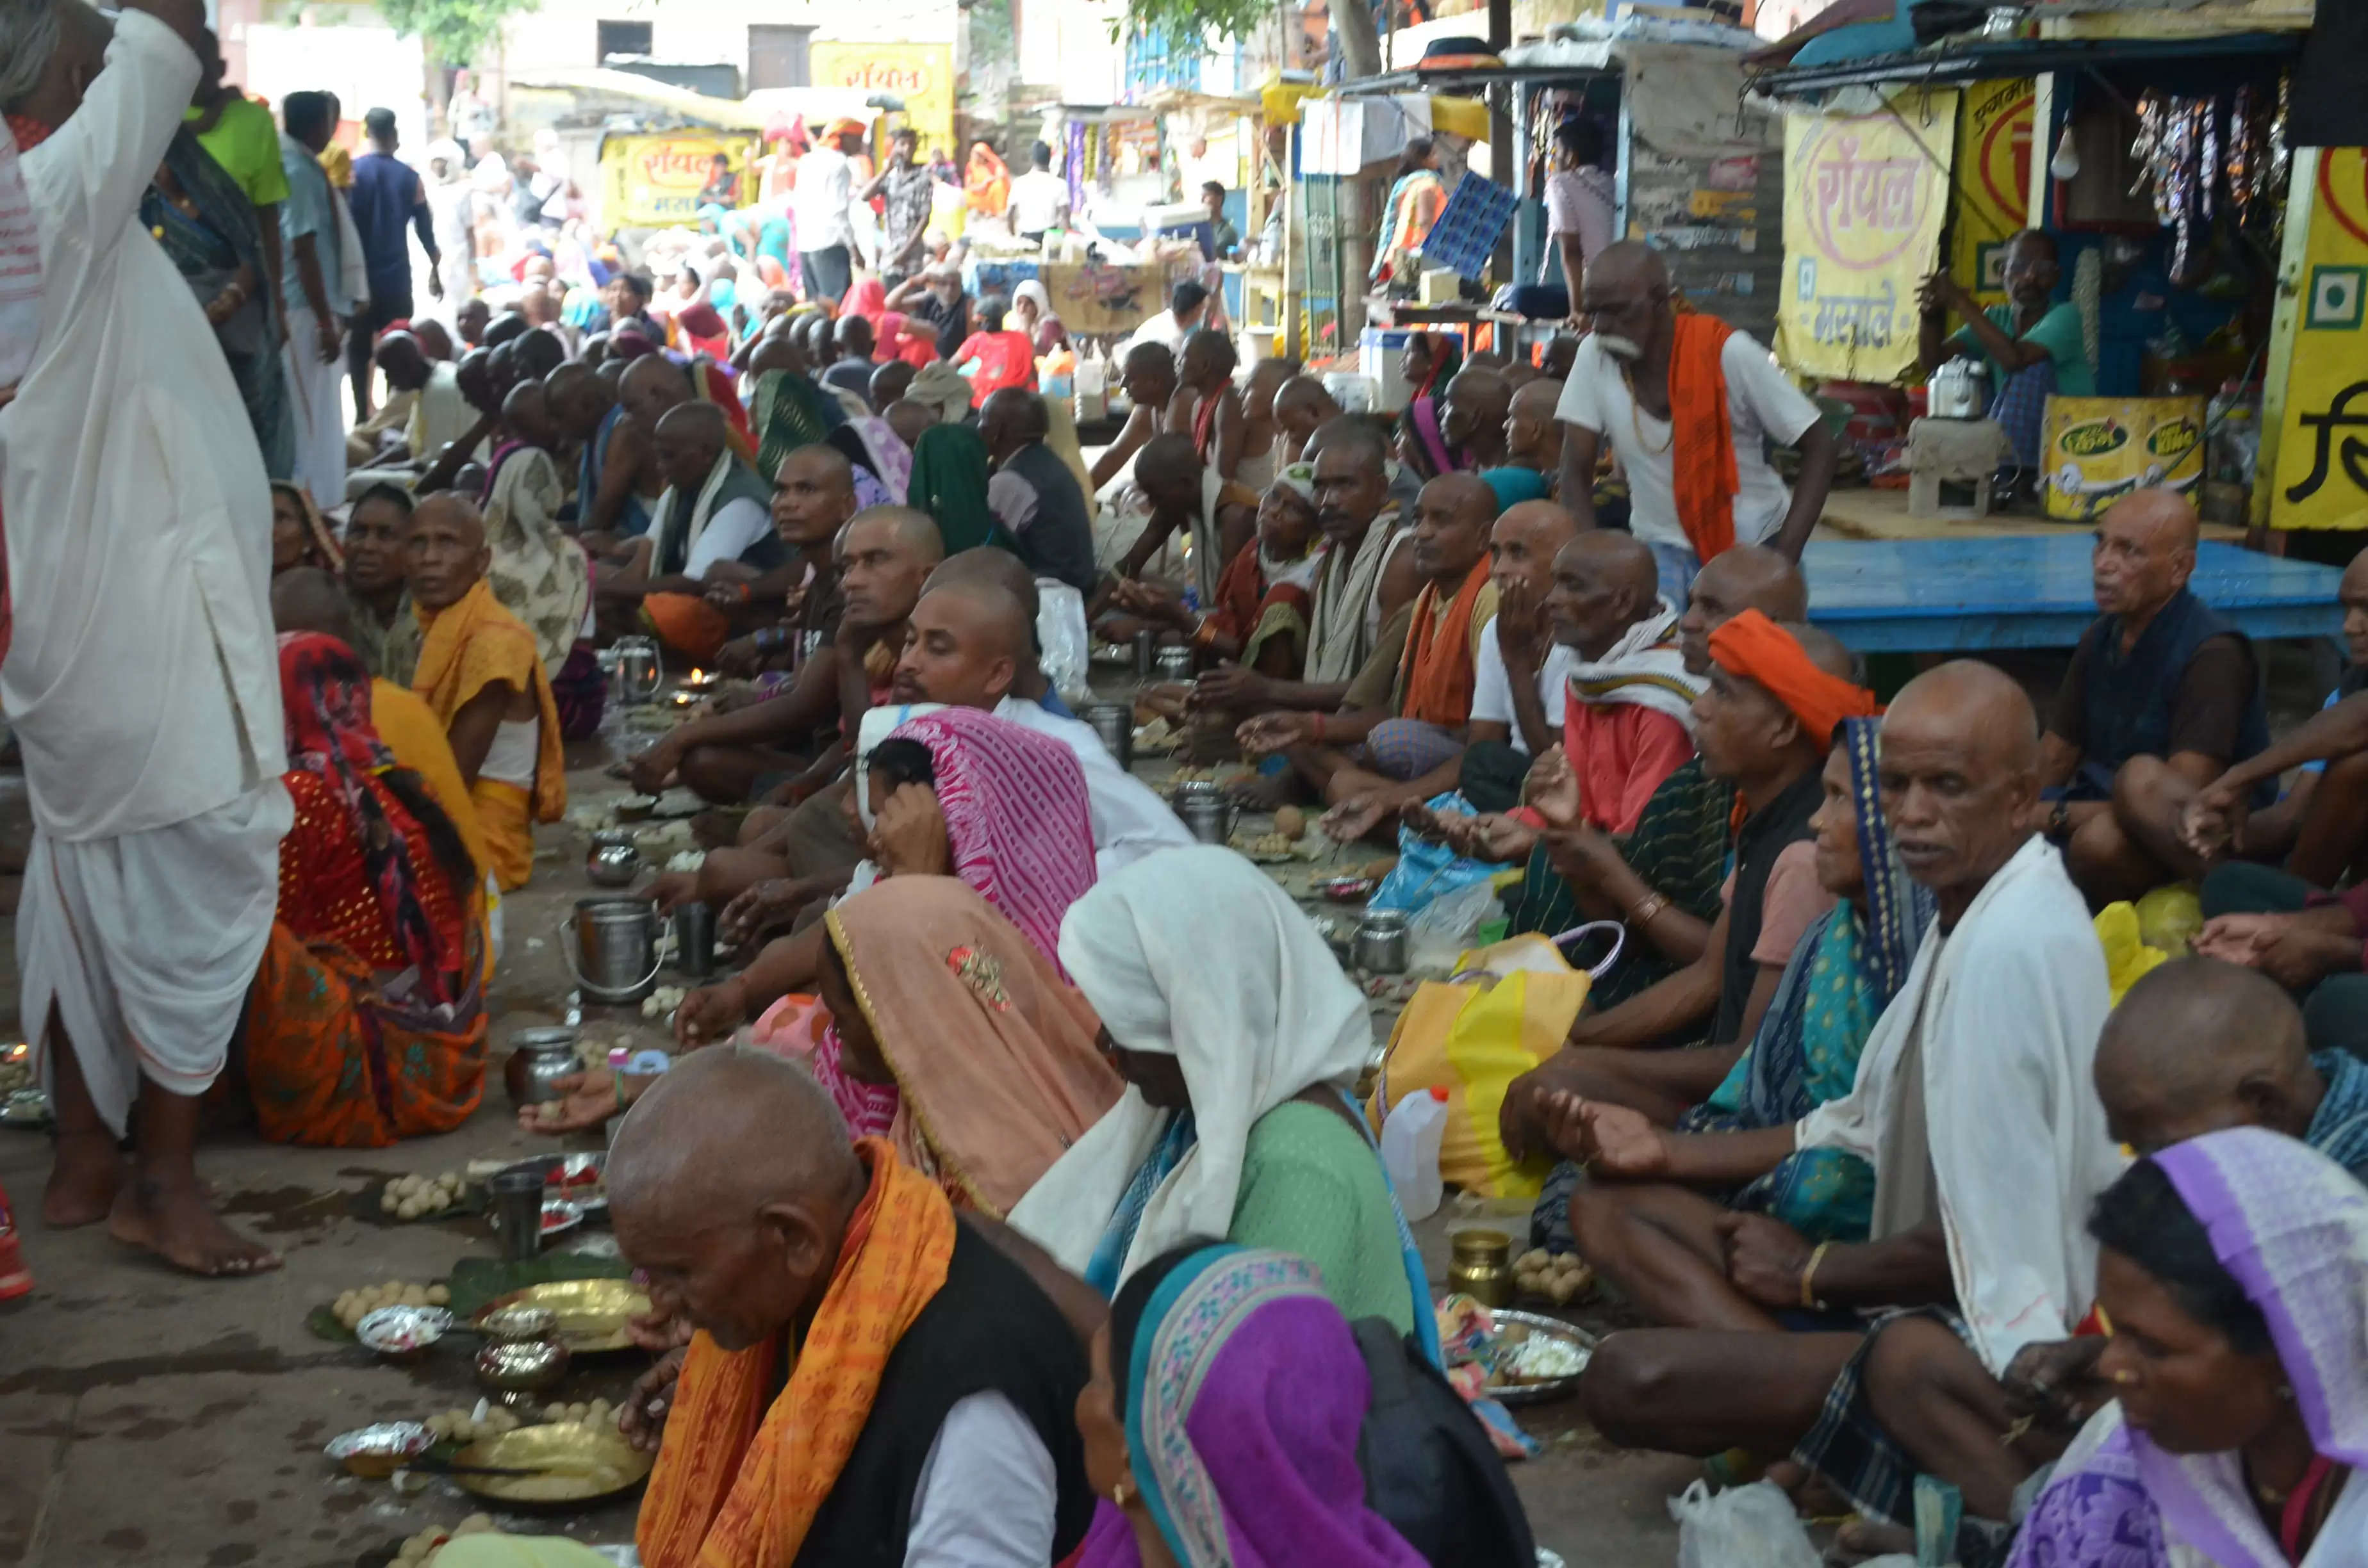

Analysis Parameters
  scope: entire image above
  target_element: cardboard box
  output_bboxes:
[2041,395,2206,521]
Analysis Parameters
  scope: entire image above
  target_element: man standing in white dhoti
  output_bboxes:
[277,88,349,505]
[1,0,292,1275]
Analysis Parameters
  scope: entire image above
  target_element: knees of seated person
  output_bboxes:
[2064,804,2154,904]
[1859,1316,1968,1433]
[1577,1334,1693,1448]
[1565,1181,1635,1267]
[676,744,753,804]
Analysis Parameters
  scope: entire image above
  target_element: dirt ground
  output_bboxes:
[0,719,1697,1568]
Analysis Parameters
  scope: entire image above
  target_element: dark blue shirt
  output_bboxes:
[348,151,426,302]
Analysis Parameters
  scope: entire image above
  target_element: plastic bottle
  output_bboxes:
[1381,1086,1451,1221]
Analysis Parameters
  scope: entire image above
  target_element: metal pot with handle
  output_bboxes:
[559,897,666,1005]
[1927,357,1991,420]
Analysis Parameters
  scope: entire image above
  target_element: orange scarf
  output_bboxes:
[411,578,566,826]
[637,1143,958,1568]
[1395,557,1493,728]
[1667,312,1739,564]
[1706,608,1881,744]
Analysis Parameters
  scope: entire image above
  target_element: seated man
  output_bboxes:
[1918,229,2096,476]
[980,388,1099,596]
[1503,547,1806,1005]
[455,1049,1095,1568]
[1086,342,1178,493]
[1459,521,1692,824]
[1238,472,1499,833]
[548,360,659,545]
[1497,377,1565,500]
[821,313,877,405]
[1270,373,1342,468]
[633,445,861,806]
[406,494,566,890]
[1574,664,2119,1561]
[1168,327,1244,481]
[1440,364,1513,477]
[1501,613,1868,1145]
[341,483,421,683]
[1850,956,2368,1547]
[1450,500,1581,806]
[2037,489,2271,907]
[599,402,790,664]
[1101,433,1258,620]
[2185,541,2368,890]
[345,329,432,469]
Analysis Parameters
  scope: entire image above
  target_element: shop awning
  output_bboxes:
[1747,29,2304,100]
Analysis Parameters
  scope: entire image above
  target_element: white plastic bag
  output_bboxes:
[1668,1480,1822,1568]
[1035,580,1092,710]
[1407,878,1502,972]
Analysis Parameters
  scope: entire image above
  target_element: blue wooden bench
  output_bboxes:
[1802,537,2346,653]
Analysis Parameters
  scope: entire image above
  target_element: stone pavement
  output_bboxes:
[0,731,1693,1568]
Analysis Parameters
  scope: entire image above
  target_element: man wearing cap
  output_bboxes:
[346,106,441,421]
[794,118,867,305]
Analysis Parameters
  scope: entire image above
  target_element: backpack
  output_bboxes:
[1351,1318,1539,1568]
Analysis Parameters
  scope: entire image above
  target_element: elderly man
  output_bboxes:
[1557,241,1836,604]
[1240,472,1500,835]
[980,388,1099,595]
[821,313,877,405]
[887,261,971,359]
[2038,488,2271,906]
[1169,326,1244,480]
[1103,432,1257,617]
[1270,373,1342,468]
[1573,662,2118,1562]
[1846,956,2368,1547]
[1442,364,1513,474]
[3,0,292,1276]
[583,1050,1094,1567]
[346,327,433,469]
[636,446,861,805]
[407,494,564,890]
[1501,377,1565,497]
[550,359,659,544]
[1920,229,2095,475]
[601,402,789,662]
[1087,341,1179,492]
[1454,500,1582,803]
[1502,614,1867,1148]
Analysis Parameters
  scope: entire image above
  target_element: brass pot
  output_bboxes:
[1447,1227,1514,1308]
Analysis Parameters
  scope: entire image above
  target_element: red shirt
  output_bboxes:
[954,330,1039,397]
[1561,702,1695,836]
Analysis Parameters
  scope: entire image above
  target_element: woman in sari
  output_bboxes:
[966,142,1012,217]
[1545,719,1937,1263]
[1395,331,1466,482]
[1110,464,1320,679]
[1013,279,1071,354]
[270,482,343,576]
[910,422,1019,555]
[1074,1243,1434,1568]
[1369,136,1445,288]
[146,127,294,480]
[2010,1127,2366,1568]
[878,311,939,369]
[824,415,913,507]
[1009,849,1438,1348]
[242,634,488,1147]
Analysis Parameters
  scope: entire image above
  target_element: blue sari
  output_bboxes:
[1678,717,1936,1243]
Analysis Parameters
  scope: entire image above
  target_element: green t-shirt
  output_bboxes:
[1229,1100,1417,1334]
[1951,301,2094,398]
[186,97,292,208]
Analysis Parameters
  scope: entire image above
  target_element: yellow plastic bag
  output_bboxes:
[1370,936,1593,1199]
[2096,901,2169,1008]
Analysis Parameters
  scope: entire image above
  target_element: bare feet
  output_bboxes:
[42,1128,123,1229]
[108,1173,282,1277]
[1226,770,1299,811]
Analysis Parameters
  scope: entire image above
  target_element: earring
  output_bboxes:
[1112,1478,1133,1508]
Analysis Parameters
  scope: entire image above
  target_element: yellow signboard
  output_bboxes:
[1779,90,1957,382]
[809,43,956,163]
[600,132,758,229]
[2270,147,2368,530]
[1950,79,2034,307]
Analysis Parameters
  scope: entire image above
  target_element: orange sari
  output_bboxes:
[413,578,567,890]
[637,1145,957,1568]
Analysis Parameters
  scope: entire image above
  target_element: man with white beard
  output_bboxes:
[1,0,291,1276]
[1554,241,1838,608]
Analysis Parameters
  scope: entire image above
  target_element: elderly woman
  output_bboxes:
[2007,1127,2365,1567]
[269,482,342,576]
[1074,1243,1435,1568]
[1013,279,1070,355]
[1110,464,1321,679]
[1010,848,1434,1343]
[242,633,488,1147]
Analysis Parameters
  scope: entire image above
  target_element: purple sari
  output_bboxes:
[2010,1128,2368,1568]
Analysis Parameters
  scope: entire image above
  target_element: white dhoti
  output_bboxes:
[19,782,292,1136]
[283,302,348,506]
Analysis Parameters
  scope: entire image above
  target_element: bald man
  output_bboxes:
[1441,365,1512,471]
[1104,431,1257,610]
[552,357,661,545]
[1462,500,1586,776]
[599,402,787,660]
[1241,472,1501,837]
[1169,327,1244,481]
[1919,228,2095,475]
[979,388,1099,595]
[583,1050,1096,1566]
[1502,378,1566,491]
[1575,662,2117,1555]
[1556,241,1836,603]
[1271,373,1342,467]
[1087,341,1180,491]
[2037,489,2272,907]
[406,494,564,889]
[1502,617,1857,1145]
[348,329,434,466]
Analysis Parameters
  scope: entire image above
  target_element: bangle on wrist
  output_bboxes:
[1801,1241,1832,1311]
[1627,890,1668,926]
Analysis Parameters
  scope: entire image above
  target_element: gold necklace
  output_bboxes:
[1622,363,1674,455]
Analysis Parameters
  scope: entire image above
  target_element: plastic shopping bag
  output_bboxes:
[1668,1480,1822,1568]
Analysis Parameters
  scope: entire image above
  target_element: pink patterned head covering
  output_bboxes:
[885,706,1096,970]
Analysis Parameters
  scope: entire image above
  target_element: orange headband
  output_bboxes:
[1707,608,1880,744]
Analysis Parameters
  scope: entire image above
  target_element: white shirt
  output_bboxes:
[905,1391,1058,1566]
[1554,331,1821,556]
[793,147,855,252]
[1469,625,1577,755]
[0,13,284,840]
[1541,167,1616,282]
[994,696,1196,873]
[681,496,773,578]
[1008,170,1069,235]
[1126,309,1190,357]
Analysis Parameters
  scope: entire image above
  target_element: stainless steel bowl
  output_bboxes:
[354,1305,454,1358]
[476,1305,571,1402]
[586,831,641,888]
[324,1421,434,1478]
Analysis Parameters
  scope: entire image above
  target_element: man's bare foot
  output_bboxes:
[1226,771,1298,810]
[108,1175,282,1277]
[42,1129,123,1228]
[1831,1518,1914,1562]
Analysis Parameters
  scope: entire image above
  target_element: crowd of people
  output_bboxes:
[4,3,2367,1564]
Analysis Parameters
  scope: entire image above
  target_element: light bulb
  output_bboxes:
[2050,124,2081,182]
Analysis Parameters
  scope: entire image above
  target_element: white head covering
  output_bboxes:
[1008,846,1374,1285]
[1012,278,1054,318]
[852,701,945,830]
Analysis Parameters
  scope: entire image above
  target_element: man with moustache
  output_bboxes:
[1556,242,1837,605]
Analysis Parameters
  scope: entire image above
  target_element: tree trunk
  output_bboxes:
[1333,0,1383,79]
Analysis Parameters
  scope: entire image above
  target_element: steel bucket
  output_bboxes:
[1085,703,1134,771]
[559,897,666,1005]
[613,636,664,706]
